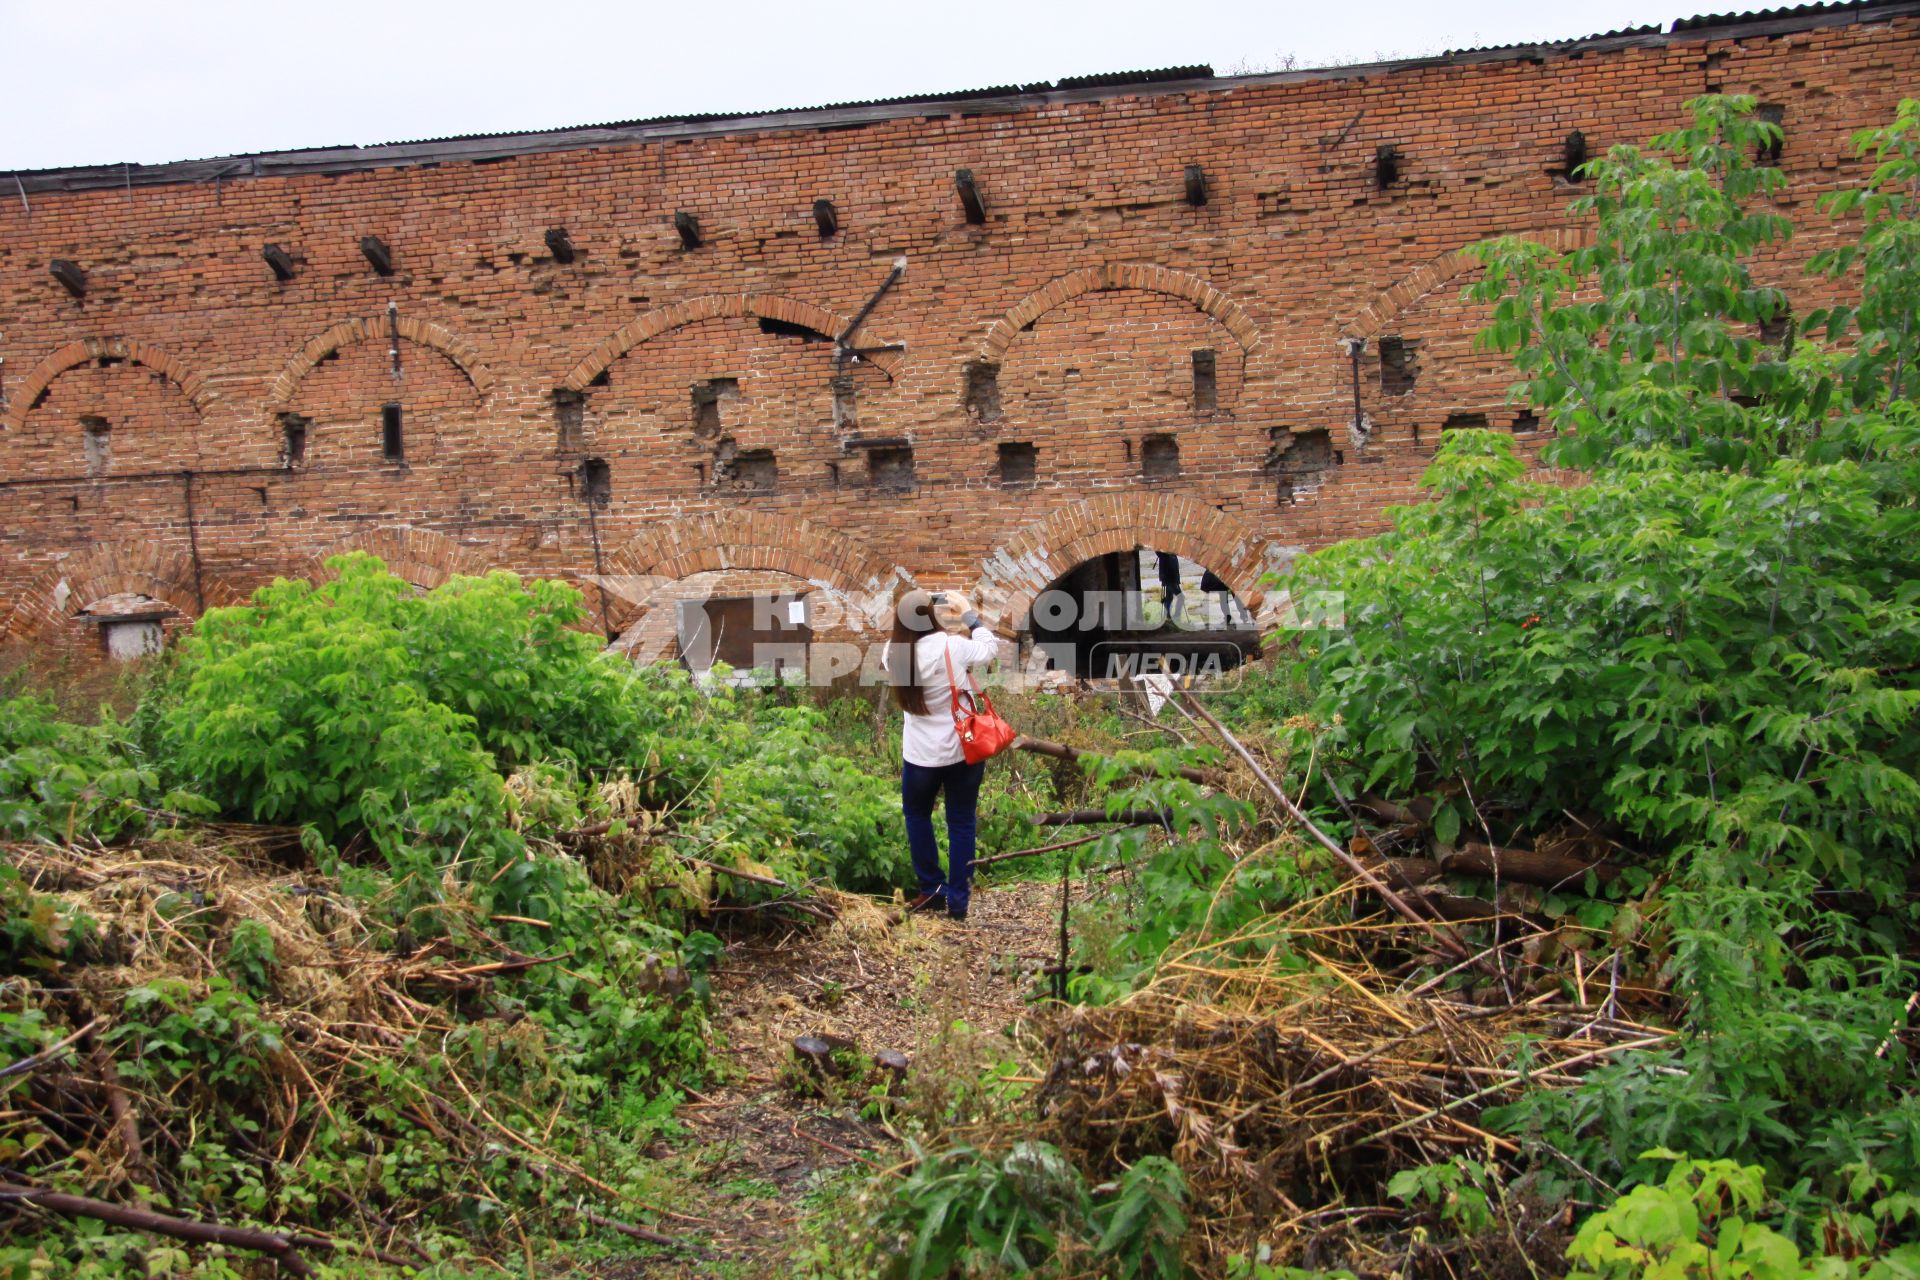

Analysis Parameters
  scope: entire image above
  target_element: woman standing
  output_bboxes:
[886,588,1000,922]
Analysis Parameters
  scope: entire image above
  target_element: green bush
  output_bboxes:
[1565,1152,1920,1279]
[1290,96,1920,911]
[0,693,200,842]
[868,1141,1188,1277]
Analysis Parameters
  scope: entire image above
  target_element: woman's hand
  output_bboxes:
[934,592,976,631]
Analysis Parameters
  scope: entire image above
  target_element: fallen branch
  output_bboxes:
[1035,809,1171,829]
[1013,735,1224,787]
[86,1032,150,1193]
[1355,792,1427,827]
[581,1207,706,1255]
[1329,1033,1673,1157]
[0,1017,99,1081]
[2,1184,316,1277]
[681,855,791,888]
[973,830,1113,867]
[1173,693,1491,975]
[1448,841,1621,890]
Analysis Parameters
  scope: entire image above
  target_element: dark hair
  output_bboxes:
[889,590,938,715]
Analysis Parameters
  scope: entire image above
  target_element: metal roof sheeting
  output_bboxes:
[10,3,1917,194]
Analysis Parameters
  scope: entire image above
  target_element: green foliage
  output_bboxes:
[1808,98,1920,410]
[1492,885,1920,1200]
[0,693,204,842]
[1566,1152,1920,1279]
[1285,95,1920,1268]
[668,696,906,893]
[1065,747,1319,1002]
[1293,95,1920,912]
[868,1142,1190,1277]
[1388,1158,1497,1236]
[1471,95,1801,471]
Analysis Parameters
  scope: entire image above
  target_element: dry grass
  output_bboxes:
[963,887,1671,1269]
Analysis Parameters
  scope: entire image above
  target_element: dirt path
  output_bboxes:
[627,877,1060,1276]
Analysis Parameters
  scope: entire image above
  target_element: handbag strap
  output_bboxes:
[942,645,970,729]
[943,643,995,723]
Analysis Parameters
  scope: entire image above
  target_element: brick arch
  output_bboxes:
[3,337,214,433]
[561,294,862,392]
[296,526,491,590]
[1,542,213,640]
[972,493,1282,629]
[979,263,1260,362]
[264,315,495,407]
[1339,227,1593,343]
[599,509,910,625]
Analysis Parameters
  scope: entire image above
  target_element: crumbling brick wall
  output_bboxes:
[1,6,1913,661]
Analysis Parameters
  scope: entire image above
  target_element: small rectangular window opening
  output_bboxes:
[964,361,1002,423]
[1141,434,1180,480]
[998,441,1037,486]
[81,416,111,476]
[869,446,915,491]
[554,389,585,452]
[381,403,404,460]
[1192,350,1217,412]
[1757,104,1785,164]
[1379,336,1419,395]
[278,412,309,465]
[580,457,611,506]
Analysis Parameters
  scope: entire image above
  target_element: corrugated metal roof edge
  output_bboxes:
[10,0,1917,195]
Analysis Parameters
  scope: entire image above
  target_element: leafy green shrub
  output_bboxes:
[1492,884,1920,1200]
[1565,1152,1920,1279]
[0,693,201,842]
[1290,96,1920,912]
[869,1141,1189,1277]
[671,698,906,892]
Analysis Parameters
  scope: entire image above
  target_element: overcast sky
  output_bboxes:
[5,0,1739,171]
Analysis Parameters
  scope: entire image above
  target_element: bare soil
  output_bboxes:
[618,877,1060,1276]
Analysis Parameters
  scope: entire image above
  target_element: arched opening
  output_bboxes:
[1025,547,1257,680]
[609,568,865,689]
[77,592,184,662]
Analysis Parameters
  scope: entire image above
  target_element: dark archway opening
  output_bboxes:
[1025,549,1257,679]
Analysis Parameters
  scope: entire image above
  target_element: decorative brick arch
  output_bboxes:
[1339,227,1593,343]
[598,509,910,625]
[296,526,491,590]
[972,493,1282,629]
[1,542,220,640]
[979,263,1260,362]
[562,294,866,392]
[3,337,214,433]
[264,316,495,407]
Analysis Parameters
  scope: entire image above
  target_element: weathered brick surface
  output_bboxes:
[1,9,1913,659]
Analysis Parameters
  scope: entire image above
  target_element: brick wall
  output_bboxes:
[2,6,1914,659]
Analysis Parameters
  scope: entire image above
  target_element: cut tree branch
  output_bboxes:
[2,1184,317,1276]
[1173,692,1494,976]
[1034,809,1172,829]
[1013,735,1224,786]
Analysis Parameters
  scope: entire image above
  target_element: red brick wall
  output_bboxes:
[1,11,1913,657]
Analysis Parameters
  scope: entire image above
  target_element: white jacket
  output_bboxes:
[884,626,1000,767]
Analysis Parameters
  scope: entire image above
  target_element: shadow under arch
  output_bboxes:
[596,509,914,657]
[978,262,1261,362]
[264,315,495,414]
[3,337,216,434]
[1,541,226,641]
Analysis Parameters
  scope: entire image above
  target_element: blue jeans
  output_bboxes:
[901,759,986,916]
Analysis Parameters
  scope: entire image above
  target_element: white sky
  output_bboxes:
[5,0,1736,171]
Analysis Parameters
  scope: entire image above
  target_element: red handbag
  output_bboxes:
[944,647,1016,764]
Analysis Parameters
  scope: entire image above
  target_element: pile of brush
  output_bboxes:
[1,831,704,1273]
[1030,903,1670,1263]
